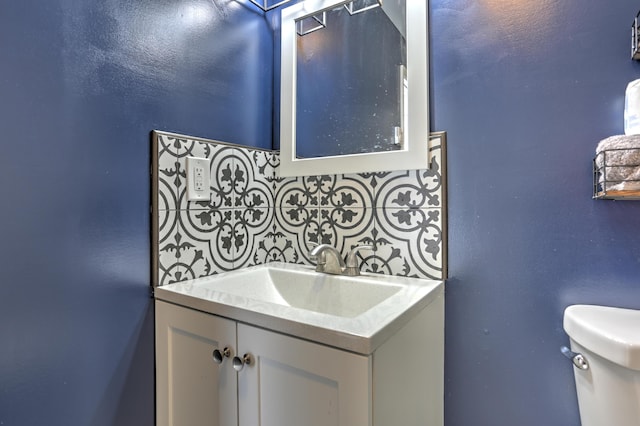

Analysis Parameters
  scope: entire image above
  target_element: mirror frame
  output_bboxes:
[279,0,429,177]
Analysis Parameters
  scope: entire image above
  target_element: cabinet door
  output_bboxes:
[155,301,238,426]
[236,323,372,426]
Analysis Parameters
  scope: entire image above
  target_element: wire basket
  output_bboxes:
[593,148,640,199]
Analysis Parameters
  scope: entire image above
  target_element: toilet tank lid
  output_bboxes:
[564,305,640,371]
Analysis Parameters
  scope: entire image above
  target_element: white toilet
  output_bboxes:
[563,304,640,426]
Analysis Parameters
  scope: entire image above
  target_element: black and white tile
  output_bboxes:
[367,138,445,279]
[153,131,446,285]
[370,207,444,279]
[316,173,375,256]
[157,134,183,211]
[154,133,284,284]
[257,220,304,264]
[233,148,275,209]
[234,206,275,267]
[179,139,236,210]
[179,207,235,278]
[274,172,322,264]
[157,209,182,285]
[227,148,275,267]
[374,141,444,209]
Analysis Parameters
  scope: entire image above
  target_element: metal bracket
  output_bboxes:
[632,11,640,60]
[246,0,293,12]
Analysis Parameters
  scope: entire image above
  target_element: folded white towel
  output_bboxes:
[595,135,640,191]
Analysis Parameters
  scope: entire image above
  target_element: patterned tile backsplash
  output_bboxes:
[152,130,447,286]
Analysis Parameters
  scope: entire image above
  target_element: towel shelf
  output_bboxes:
[593,188,640,200]
[593,148,640,200]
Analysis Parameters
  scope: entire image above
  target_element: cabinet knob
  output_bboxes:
[232,353,252,372]
[212,347,231,364]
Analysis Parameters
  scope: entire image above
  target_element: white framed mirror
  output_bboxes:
[279,0,429,177]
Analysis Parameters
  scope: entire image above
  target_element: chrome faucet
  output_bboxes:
[309,244,345,275]
[308,244,374,276]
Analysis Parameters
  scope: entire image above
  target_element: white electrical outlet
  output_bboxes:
[186,156,211,202]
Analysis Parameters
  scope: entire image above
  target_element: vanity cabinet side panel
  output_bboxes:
[155,301,238,426]
[237,323,372,426]
[372,292,444,426]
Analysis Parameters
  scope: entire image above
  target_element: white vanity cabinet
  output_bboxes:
[155,286,444,426]
[155,301,238,426]
[156,300,372,426]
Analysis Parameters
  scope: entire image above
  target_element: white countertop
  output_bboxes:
[154,262,444,355]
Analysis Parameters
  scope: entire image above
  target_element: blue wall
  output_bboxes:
[3,0,640,424]
[431,0,640,425]
[0,0,271,424]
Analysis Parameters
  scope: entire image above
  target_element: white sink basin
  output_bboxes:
[155,262,443,354]
[203,266,402,318]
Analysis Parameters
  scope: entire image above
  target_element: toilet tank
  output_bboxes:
[563,305,640,426]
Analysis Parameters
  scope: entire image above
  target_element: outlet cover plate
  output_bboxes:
[186,156,211,202]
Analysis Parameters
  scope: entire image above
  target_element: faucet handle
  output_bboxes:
[344,245,374,276]
[308,242,319,258]
[308,243,326,271]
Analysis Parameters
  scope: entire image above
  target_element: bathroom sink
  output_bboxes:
[154,262,443,354]
[196,266,402,318]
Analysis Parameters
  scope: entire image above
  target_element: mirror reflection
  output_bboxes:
[295,0,407,158]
